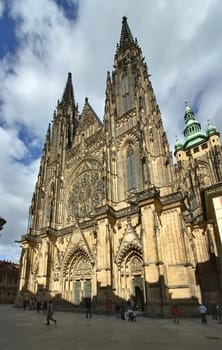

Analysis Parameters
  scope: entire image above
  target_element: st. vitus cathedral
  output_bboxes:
[17,17,222,316]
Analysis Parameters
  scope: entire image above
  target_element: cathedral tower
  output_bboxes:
[104,17,174,207]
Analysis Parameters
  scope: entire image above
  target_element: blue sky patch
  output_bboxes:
[0,3,18,59]
[17,123,42,164]
[54,0,79,21]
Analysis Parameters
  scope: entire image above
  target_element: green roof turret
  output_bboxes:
[183,102,207,149]
[206,120,217,136]
[174,136,183,151]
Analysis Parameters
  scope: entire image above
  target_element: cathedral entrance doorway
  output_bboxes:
[133,277,144,310]
[62,247,93,305]
[118,252,145,309]
[73,279,92,305]
[72,255,93,305]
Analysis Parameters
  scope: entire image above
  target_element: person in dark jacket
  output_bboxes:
[85,298,92,319]
[120,302,125,320]
[45,300,57,325]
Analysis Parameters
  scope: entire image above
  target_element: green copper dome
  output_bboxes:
[183,103,207,149]
[174,103,218,155]
[206,121,217,136]
[174,136,183,151]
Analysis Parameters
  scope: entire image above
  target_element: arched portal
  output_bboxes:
[62,247,94,305]
[130,257,145,310]
[117,245,145,310]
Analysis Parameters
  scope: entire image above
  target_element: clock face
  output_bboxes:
[67,169,103,218]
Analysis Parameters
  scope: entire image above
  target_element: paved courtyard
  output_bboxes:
[1,305,222,350]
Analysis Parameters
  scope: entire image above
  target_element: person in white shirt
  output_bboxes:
[199,304,208,324]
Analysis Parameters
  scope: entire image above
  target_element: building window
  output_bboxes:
[193,146,199,153]
[121,75,131,113]
[127,146,136,189]
[142,157,149,183]
[202,143,208,150]
[121,75,128,94]
[123,95,130,112]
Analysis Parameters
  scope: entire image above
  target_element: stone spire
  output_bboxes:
[119,16,135,50]
[61,72,75,107]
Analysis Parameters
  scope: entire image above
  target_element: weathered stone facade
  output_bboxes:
[17,17,222,316]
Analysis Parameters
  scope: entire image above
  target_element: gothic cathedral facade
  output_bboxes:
[18,18,222,315]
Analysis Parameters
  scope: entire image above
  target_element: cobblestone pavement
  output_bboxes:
[1,305,222,350]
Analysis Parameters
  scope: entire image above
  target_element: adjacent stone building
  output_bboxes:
[0,260,19,304]
[17,17,222,315]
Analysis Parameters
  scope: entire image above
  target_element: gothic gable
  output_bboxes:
[61,222,95,278]
[62,245,94,278]
[115,219,142,267]
[77,98,102,136]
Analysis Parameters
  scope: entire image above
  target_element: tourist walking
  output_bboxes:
[199,303,208,324]
[45,300,57,325]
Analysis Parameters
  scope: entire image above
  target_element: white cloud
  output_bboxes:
[0,0,222,261]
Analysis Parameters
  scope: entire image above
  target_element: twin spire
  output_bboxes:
[119,16,135,48]
[62,72,75,107]
[61,17,135,109]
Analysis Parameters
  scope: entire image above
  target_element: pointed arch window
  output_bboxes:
[121,75,131,113]
[127,145,136,189]
[142,157,149,183]
[121,75,129,94]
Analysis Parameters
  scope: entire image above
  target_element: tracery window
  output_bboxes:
[121,75,131,113]
[127,145,136,189]
[142,157,149,183]
[121,75,129,94]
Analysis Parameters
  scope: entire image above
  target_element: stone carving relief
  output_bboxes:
[130,257,143,274]
[31,242,42,276]
[66,130,105,169]
[73,257,93,279]
[197,162,211,187]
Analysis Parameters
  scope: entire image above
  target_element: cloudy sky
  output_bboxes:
[0,0,221,263]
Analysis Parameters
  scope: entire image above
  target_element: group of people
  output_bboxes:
[115,300,137,321]
[23,298,57,325]
[23,298,47,313]
[199,303,222,324]
[22,296,222,325]
[171,302,222,324]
